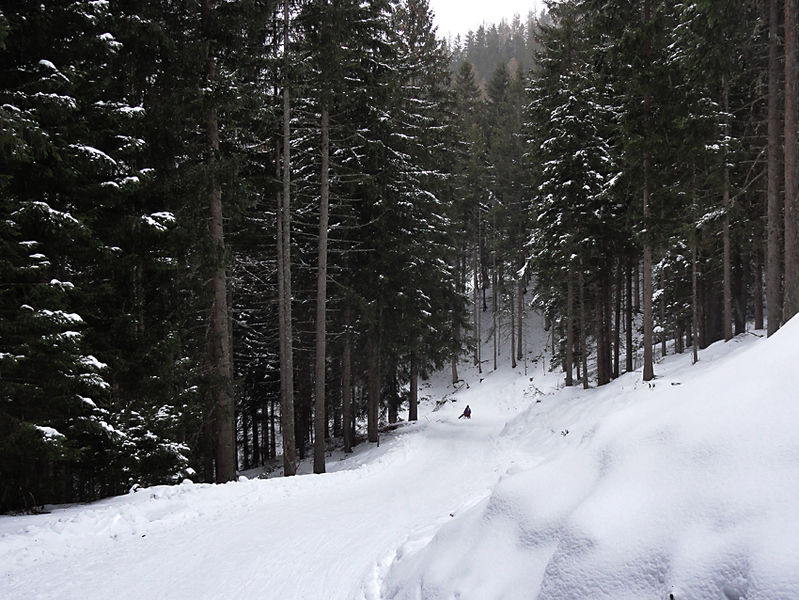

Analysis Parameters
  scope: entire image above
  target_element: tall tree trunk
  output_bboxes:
[565,267,574,386]
[451,268,460,384]
[642,203,654,380]
[734,250,748,335]
[409,356,418,421]
[626,256,633,372]
[203,0,235,483]
[452,253,461,383]
[604,269,612,377]
[473,238,479,368]
[367,331,380,443]
[492,267,498,371]
[613,258,621,378]
[517,277,523,361]
[278,0,297,476]
[293,350,309,460]
[251,403,260,466]
[722,77,733,342]
[313,106,330,474]
[785,0,799,321]
[388,370,398,424]
[580,268,588,389]
[473,240,482,373]
[342,303,353,453]
[510,285,517,368]
[641,0,654,381]
[659,270,666,359]
[595,283,607,385]
[241,410,249,470]
[767,0,783,336]
[755,245,765,330]
[692,239,699,364]
[269,396,276,459]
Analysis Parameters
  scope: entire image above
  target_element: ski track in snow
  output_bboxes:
[0,401,533,599]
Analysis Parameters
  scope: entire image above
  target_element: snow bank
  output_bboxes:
[381,320,799,600]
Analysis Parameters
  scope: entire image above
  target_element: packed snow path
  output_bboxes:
[0,381,542,599]
[4,309,799,599]
[0,312,554,600]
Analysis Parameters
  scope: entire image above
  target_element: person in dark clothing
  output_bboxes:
[458,405,471,419]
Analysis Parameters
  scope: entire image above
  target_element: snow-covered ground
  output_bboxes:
[2,306,798,599]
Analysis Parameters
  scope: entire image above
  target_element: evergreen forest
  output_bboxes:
[1,0,797,514]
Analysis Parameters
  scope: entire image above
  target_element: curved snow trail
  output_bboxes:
[0,369,545,600]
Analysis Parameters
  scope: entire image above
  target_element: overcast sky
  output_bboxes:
[428,0,542,39]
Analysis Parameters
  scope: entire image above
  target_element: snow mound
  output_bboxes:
[380,319,799,600]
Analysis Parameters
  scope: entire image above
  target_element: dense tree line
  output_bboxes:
[446,0,797,394]
[0,0,467,512]
[520,0,798,386]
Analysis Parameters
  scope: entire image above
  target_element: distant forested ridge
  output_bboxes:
[446,11,548,87]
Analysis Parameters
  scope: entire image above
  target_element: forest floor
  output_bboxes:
[2,304,798,599]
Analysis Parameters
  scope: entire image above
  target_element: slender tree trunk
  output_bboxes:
[269,397,276,459]
[613,258,621,378]
[313,106,330,474]
[626,256,633,372]
[565,267,574,386]
[473,241,481,373]
[251,404,260,466]
[642,206,654,380]
[659,270,667,359]
[342,304,352,453]
[595,283,607,385]
[293,350,309,460]
[202,0,235,483]
[785,0,799,321]
[452,259,461,384]
[722,77,733,342]
[510,285,517,368]
[603,269,612,376]
[452,254,461,384]
[241,411,249,470]
[409,356,418,421]
[767,0,783,336]
[388,369,398,424]
[755,245,765,330]
[492,208,498,370]
[579,268,588,389]
[278,0,297,476]
[517,277,523,361]
[641,0,655,382]
[367,331,380,443]
[734,250,748,335]
[492,268,498,371]
[692,239,699,364]
[451,322,460,383]
[473,240,479,368]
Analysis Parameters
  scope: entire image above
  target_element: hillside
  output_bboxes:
[1,305,798,599]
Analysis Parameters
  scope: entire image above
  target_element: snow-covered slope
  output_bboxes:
[382,319,799,600]
[2,309,798,599]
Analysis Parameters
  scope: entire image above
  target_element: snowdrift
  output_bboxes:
[380,319,799,600]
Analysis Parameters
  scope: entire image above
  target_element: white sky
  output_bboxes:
[428,0,542,39]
